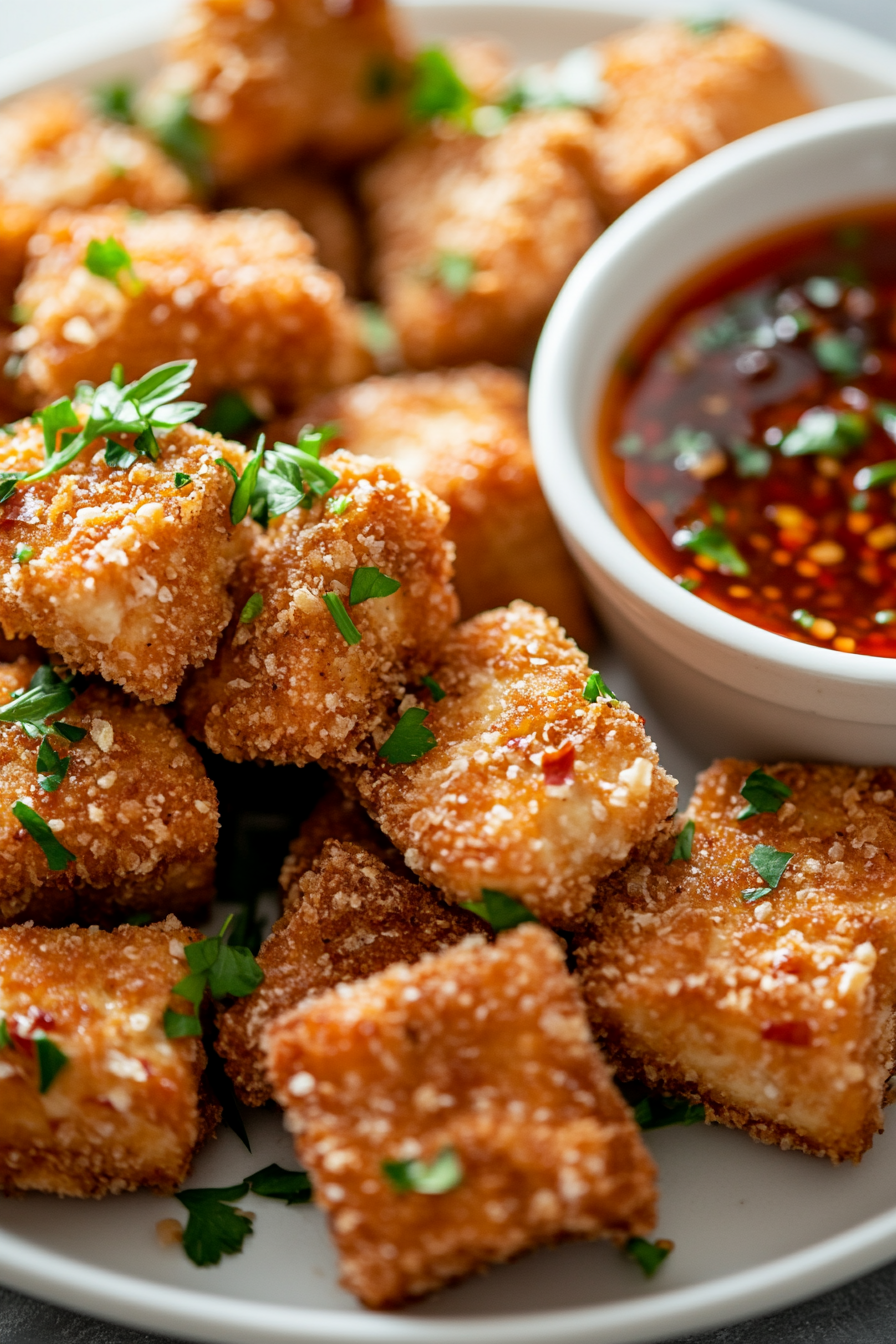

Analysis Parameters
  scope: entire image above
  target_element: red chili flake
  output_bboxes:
[543,743,576,787]
[761,1020,811,1046]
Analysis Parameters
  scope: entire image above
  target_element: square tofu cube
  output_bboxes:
[338,601,676,926]
[266,923,657,1308]
[0,917,218,1196]
[576,759,896,1162]
[217,838,480,1106]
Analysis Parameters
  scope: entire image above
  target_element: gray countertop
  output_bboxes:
[2,0,896,1339]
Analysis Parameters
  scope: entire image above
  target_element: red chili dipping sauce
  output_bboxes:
[598,209,896,656]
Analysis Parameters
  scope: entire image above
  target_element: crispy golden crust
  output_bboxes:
[0,916,219,1196]
[220,169,363,296]
[181,450,458,766]
[0,415,249,702]
[361,111,602,368]
[336,601,676,926]
[575,760,896,1163]
[266,923,656,1309]
[13,205,372,412]
[145,0,410,184]
[0,87,192,308]
[0,660,218,925]
[278,787,407,903]
[218,838,480,1106]
[293,366,594,645]
[590,21,814,217]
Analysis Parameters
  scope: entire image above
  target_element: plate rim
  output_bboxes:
[3,1,896,1341]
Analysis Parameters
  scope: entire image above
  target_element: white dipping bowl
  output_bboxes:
[531,96,896,765]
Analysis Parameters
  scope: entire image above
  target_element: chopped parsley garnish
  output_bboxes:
[854,460,896,492]
[125,912,154,926]
[364,56,403,101]
[0,1017,10,1049]
[583,671,617,702]
[377,707,436,764]
[323,592,361,645]
[626,1236,673,1277]
[792,608,815,631]
[673,521,748,576]
[668,819,695,863]
[36,736,71,793]
[13,544,32,564]
[176,1184,255,1267]
[104,439,138,470]
[682,15,728,35]
[812,333,864,379]
[11,800,75,871]
[503,46,605,114]
[239,593,263,624]
[246,1164,312,1205]
[219,427,340,526]
[779,408,867,458]
[803,276,842,308]
[349,566,400,604]
[676,575,700,592]
[729,438,771,479]
[92,80,135,124]
[0,663,87,791]
[382,1146,463,1195]
[204,390,260,441]
[164,915,264,1039]
[736,768,793,820]
[34,399,79,457]
[141,90,210,189]
[26,360,204,484]
[34,1034,68,1092]
[409,47,474,125]
[459,888,538,930]
[0,471,24,505]
[357,303,400,366]
[633,1093,704,1130]
[84,237,142,292]
[174,471,191,488]
[421,674,446,701]
[433,250,476,296]
[741,843,793,903]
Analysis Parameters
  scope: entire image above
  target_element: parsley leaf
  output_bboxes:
[674,522,748,576]
[632,1093,704,1130]
[459,888,538,930]
[812,333,864,378]
[163,1009,203,1038]
[0,1017,10,1049]
[433,251,476,296]
[239,593,263,624]
[36,736,70,793]
[92,80,135,124]
[174,471,191,488]
[682,15,728,35]
[626,1236,673,1277]
[668,819,695,863]
[11,800,75,871]
[742,843,793,903]
[34,398,79,458]
[409,48,474,124]
[736,769,793,820]
[246,1164,312,1205]
[176,1184,253,1266]
[205,390,260,440]
[218,440,263,525]
[219,429,340,526]
[124,912,153,926]
[141,90,210,189]
[378,707,437,764]
[84,237,142,292]
[0,471,23,505]
[349,566,400,604]
[164,916,264,1038]
[421,674,445,701]
[323,592,361,645]
[104,439,137,470]
[583,671,617,702]
[854,460,896,491]
[382,1147,463,1194]
[13,544,32,564]
[34,1034,68,1092]
[0,663,86,790]
[779,408,867,458]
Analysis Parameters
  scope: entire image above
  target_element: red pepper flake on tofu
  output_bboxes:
[265,923,657,1309]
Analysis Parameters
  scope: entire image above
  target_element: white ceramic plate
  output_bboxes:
[3,4,896,1343]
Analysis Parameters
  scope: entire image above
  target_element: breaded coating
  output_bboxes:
[0,413,249,702]
[337,601,676,926]
[13,206,372,412]
[590,21,814,217]
[221,169,363,295]
[278,786,406,903]
[0,87,192,308]
[361,110,601,368]
[0,917,218,1196]
[0,660,218,927]
[218,838,479,1106]
[297,366,593,643]
[266,923,656,1308]
[181,451,457,766]
[576,759,896,1163]
[145,0,410,185]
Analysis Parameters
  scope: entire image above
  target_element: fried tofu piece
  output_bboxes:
[0,87,192,309]
[576,759,896,1163]
[220,169,363,296]
[181,451,457,766]
[13,206,372,412]
[278,786,406,903]
[590,21,814,217]
[337,601,676,926]
[361,110,601,368]
[292,366,593,644]
[0,660,218,927]
[266,923,656,1308]
[0,413,249,702]
[144,0,410,186]
[0,916,218,1196]
[219,839,479,1107]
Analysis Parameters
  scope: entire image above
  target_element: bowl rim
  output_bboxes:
[530,94,896,692]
